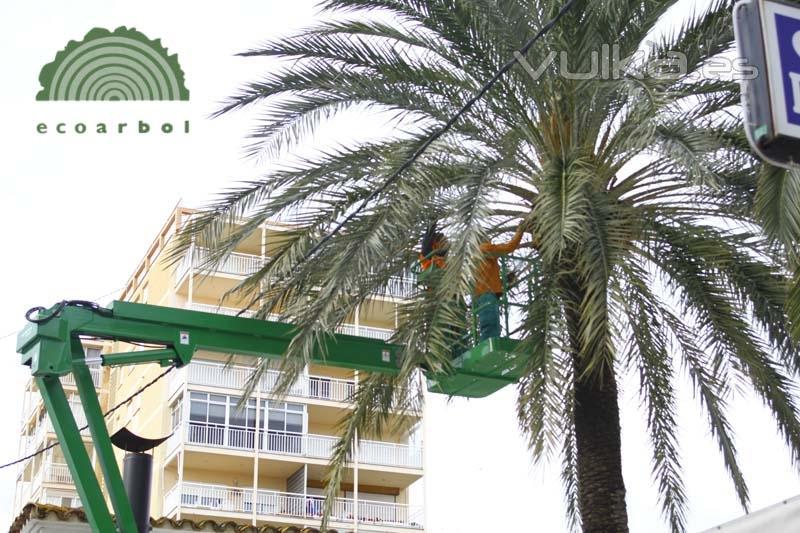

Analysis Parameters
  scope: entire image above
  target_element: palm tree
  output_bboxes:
[761,168,800,340]
[175,0,800,531]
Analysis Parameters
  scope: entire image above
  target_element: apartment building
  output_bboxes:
[15,347,106,511]
[14,206,425,532]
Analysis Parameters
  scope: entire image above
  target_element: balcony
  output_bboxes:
[187,302,394,341]
[167,424,422,470]
[359,438,424,469]
[21,367,102,428]
[165,482,424,529]
[176,247,265,281]
[25,406,89,457]
[168,360,358,404]
[59,365,102,388]
[335,322,394,341]
[177,247,415,299]
[187,302,257,318]
[168,360,422,421]
[41,491,82,508]
[19,436,32,458]
[33,463,73,486]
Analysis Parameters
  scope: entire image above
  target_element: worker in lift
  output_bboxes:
[474,221,527,340]
[418,224,469,357]
[419,224,448,283]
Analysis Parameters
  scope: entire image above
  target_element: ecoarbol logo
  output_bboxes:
[36,120,190,135]
[37,26,188,101]
[35,26,190,136]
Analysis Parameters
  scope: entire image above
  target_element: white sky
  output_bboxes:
[1,1,799,532]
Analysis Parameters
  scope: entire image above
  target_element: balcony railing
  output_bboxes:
[169,360,358,404]
[59,365,102,388]
[335,323,393,341]
[19,436,32,458]
[178,424,336,459]
[34,463,73,486]
[41,492,81,508]
[170,424,422,469]
[385,275,416,299]
[186,303,393,341]
[21,368,101,430]
[177,247,415,299]
[15,481,32,508]
[168,360,421,419]
[21,392,38,427]
[43,408,88,435]
[360,439,424,469]
[176,247,265,281]
[187,302,256,318]
[27,405,89,456]
[165,482,423,529]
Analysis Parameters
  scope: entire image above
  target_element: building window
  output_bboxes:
[189,392,226,424]
[228,396,259,449]
[265,401,304,454]
[170,398,182,431]
[188,392,226,445]
[183,392,306,451]
[266,401,304,432]
[228,397,259,429]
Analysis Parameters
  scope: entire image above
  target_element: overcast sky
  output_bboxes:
[1,1,799,532]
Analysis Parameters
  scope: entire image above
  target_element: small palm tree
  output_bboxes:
[176,0,800,531]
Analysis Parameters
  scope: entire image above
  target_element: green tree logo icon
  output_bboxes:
[36,26,189,101]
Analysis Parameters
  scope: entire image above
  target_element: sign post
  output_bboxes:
[735,0,800,168]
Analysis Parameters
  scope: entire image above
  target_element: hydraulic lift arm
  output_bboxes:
[16,299,525,532]
[16,300,403,533]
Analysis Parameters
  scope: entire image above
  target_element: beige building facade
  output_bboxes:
[14,206,424,532]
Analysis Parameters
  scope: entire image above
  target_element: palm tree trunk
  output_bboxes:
[564,277,629,532]
[572,357,629,532]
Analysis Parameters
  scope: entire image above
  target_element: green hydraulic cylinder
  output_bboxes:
[102,349,175,367]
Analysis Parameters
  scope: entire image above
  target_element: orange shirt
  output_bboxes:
[419,240,447,272]
[419,253,446,271]
[475,227,524,296]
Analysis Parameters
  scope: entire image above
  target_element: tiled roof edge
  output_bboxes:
[9,504,342,533]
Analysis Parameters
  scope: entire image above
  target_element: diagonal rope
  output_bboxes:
[234,0,580,317]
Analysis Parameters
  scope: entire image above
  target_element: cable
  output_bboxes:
[231,1,578,319]
[127,341,168,349]
[1,288,123,343]
[25,300,112,325]
[0,330,18,342]
[0,364,176,470]
[302,0,578,261]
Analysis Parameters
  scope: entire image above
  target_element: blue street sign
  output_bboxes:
[764,1,800,138]
[735,0,800,168]
[775,15,800,126]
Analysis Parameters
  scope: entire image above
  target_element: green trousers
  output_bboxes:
[476,292,501,340]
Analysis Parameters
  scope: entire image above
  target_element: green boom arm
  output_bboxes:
[16,299,524,532]
[16,301,403,533]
